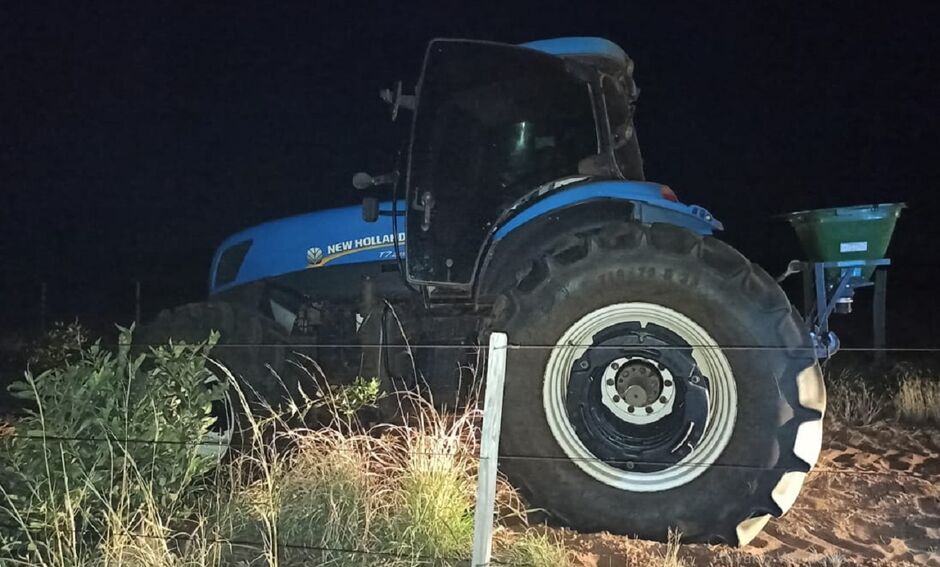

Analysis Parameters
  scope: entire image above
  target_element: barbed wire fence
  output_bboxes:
[6,273,940,345]
[0,334,938,565]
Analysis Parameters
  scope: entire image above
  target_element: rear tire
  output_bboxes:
[490,222,825,545]
[135,302,300,449]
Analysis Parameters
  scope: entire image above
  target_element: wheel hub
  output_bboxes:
[601,357,676,425]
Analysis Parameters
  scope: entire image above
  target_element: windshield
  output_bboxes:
[406,40,598,283]
[410,41,597,206]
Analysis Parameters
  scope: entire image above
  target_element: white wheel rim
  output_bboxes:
[196,376,234,461]
[197,428,232,460]
[543,302,737,492]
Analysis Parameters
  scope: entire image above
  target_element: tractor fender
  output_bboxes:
[492,180,722,240]
[474,180,723,302]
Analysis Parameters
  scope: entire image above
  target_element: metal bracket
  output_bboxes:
[795,259,891,359]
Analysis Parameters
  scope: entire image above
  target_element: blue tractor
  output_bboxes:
[139,38,826,545]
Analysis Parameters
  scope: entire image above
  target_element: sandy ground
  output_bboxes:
[553,419,940,566]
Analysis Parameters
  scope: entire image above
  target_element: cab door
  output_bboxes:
[405,39,599,287]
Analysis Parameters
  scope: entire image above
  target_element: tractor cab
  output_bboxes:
[401,38,644,287]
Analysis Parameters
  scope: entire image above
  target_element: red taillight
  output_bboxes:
[660,185,678,202]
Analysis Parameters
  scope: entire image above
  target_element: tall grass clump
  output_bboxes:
[229,383,483,566]
[894,366,940,424]
[381,403,478,563]
[0,326,228,566]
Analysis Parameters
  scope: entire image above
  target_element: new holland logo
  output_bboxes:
[306,247,324,266]
[307,232,405,268]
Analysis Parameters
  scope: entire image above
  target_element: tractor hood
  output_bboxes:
[209,202,405,294]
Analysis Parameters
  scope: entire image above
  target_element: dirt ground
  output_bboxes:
[550,419,940,566]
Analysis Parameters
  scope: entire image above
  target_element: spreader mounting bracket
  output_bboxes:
[781,258,891,359]
[797,259,891,359]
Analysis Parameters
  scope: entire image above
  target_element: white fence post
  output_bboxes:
[471,332,508,567]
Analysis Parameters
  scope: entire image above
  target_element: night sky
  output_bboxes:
[2,2,939,346]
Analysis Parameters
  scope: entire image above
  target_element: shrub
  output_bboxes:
[0,327,226,565]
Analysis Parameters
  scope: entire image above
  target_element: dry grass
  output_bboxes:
[659,529,689,567]
[497,530,572,567]
[823,367,886,425]
[826,362,940,426]
[894,366,940,424]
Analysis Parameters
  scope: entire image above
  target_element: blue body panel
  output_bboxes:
[209,202,406,294]
[521,37,628,64]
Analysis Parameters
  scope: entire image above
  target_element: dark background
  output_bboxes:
[2,2,938,347]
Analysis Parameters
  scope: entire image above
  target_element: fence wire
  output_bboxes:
[0,431,934,481]
[59,341,940,352]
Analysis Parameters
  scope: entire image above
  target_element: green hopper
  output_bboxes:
[782,203,905,285]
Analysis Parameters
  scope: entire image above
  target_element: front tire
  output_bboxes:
[135,302,298,454]
[490,222,825,545]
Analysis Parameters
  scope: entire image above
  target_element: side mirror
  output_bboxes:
[352,171,399,190]
[353,171,399,223]
[353,172,375,190]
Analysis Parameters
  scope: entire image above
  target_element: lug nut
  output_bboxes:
[659,396,668,404]
[664,379,673,387]
[612,395,621,403]
[610,361,620,370]
[606,378,615,386]
[657,363,666,370]
[627,406,635,413]
[645,407,654,414]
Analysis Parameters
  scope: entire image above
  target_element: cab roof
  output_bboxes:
[520,37,628,65]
